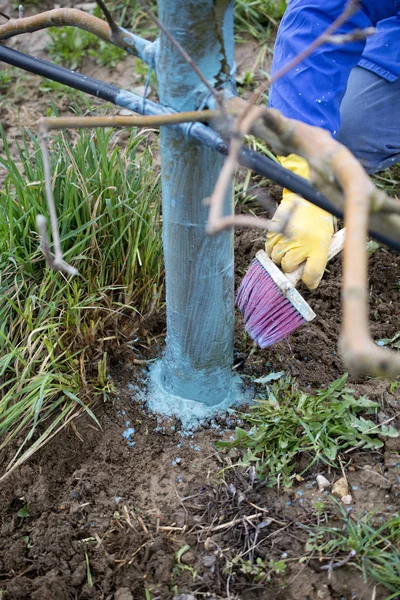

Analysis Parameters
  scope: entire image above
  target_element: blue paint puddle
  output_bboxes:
[144,360,252,430]
[122,427,136,447]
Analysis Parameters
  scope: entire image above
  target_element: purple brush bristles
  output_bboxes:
[237,259,306,348]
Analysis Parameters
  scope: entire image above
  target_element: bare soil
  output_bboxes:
[1,9,400,600]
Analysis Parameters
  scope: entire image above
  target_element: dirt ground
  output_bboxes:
[2,236,400,600]
[0,5,400,600]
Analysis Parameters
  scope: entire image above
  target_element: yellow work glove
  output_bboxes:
[266,154,334,290]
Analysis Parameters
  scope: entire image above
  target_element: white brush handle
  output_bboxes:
[285,228,346,286]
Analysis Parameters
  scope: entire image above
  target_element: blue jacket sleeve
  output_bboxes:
[268,0,400,137]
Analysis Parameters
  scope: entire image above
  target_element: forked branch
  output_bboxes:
[0,8,154,61]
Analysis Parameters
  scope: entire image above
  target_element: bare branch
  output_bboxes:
[37,108,240,275]
[0,9,112,43]
[0,8,154,61]
[224,98,400,226]
[41,109,228,130]
[336,151,400,377]
[206,214,276,233]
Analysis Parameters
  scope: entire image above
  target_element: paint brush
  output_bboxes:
[237,229,345,348]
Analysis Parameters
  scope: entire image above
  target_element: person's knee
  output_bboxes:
[337,92,384,172]
[337,127,384,173]
[338,124,400,174]
[337,67,400,173]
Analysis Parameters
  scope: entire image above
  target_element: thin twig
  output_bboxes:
[324,27,375,44]
[95,0,119,35]
[206,512,263,533]
[39,127,79,276]
[320,549,356,571]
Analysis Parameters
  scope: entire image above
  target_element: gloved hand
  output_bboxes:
[266,154,334,290]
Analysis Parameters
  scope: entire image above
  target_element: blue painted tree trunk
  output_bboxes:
[155,0,236,406]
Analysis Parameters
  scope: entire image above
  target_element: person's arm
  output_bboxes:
[266,1,399,289]
[269,0,374,136]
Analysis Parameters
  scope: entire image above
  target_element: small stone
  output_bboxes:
[173,595,196,600]
[204,537,215,551]
[362,466,391,489]
[133,85,151,97]
[332,477,349,498]
[114,588,134,600]
[75,2,97,10]
[201,555,216,568]
[118,108,133,116]
[181,551,196,565]
[385,437,400,451]
[316,585,331,599]
[316,475,331,492]
[341,494,353,505]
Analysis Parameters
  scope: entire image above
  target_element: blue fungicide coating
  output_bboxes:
[119,0,255,418]
[147,360,251,430]
[154,0,240,408]
[122,427,136,447]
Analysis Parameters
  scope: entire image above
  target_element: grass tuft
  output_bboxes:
[0,115,162,476]
[304,503,400,597]
[235,0,287,40]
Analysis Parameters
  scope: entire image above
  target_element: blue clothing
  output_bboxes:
[337,66,400,172]
[269,0,400,137]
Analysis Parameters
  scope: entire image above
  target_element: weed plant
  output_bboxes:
[0,115,162,476]
[218,374,399,486]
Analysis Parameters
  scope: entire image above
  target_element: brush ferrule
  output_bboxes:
[255,250,316,322]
